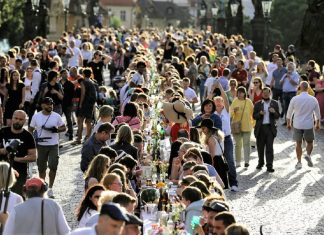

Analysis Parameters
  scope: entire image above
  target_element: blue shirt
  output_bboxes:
[205,163,218,177]
[218,76,229,91]
[272,67,287,89]
[280,71,299,92]
[192,113,222,130]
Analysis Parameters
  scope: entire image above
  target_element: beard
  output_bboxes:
[12,123,23,130]
[263,97,270,101]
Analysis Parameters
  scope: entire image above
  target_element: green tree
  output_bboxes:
[110,16,122,29]
[0,0,25,46]
[270,0,307,48]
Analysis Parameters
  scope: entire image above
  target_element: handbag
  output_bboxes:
[231,100,246,134]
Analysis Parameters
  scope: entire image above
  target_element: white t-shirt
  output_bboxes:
[205,76,217,94]
[24,78,33,102]
[184,87,197,102]
[0,191,23,219]
[81,50,93,63]
[30,111,65,146]
[78,209,98,228]
[266,62,278,85]
[131,72,144,86]
[68,47,82,67]
[70,225,96,235]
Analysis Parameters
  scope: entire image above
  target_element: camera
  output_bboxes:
[42,125,58,133]
[6,139,22,153]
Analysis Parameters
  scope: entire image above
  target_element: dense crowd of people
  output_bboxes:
[0,25,322,235]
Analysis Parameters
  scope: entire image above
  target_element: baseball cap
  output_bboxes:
[41,97,54,104]
[25,177,45,190]
[100,202,129,222]
[126,213,143,226]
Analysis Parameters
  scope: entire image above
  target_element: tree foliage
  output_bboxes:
[0,0,25,46]
[270,0,307,48]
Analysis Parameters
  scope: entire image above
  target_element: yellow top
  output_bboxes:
[297,87,315,96]
[230,98,254,132]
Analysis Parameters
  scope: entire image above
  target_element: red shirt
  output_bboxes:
[231,68,248,85]
[170,122,190,142]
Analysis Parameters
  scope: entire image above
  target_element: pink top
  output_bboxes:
[112,115,141,130]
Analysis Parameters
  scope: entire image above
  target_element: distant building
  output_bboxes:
[138,0,192,28]
[99,0,136,28]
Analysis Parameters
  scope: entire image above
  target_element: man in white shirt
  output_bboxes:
[287,81,321,169]
[182,77,198,105]
[68,40,83,67]
[29,97,66,198]
[204,69,218,98]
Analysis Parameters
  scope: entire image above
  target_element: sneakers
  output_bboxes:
[305,156,313,167]
[236,162,241,168]
[230,185,239,192]
[295,162,302,169]
[47,188,54,198]
[244,163,249,168]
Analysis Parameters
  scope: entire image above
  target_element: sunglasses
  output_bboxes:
[253,82,259,84]
[230,83,236,86]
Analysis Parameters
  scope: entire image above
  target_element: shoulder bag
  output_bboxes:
[231,100,246,134]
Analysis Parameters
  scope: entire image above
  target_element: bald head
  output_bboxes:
[12,110,27,131]
[300,81,309,91]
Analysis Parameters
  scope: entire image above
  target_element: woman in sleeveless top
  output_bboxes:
[249,77,263,104]
[199,118,229,189]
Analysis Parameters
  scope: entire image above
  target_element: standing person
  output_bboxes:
[88,50,110,86]
[23,66,34,115]
[3,177,70,235]
[253,87,280,172]
[130,61,146,88]
[0,162,24,227]
[0,110,36,196]
[39,70,64,115]
[280,62,299,124]
[231,60,248,88]
[59,69,75,140]
[3,70,25,127]
[286,81,321,169]
[197,56,211,102]
[214,82,239,191]
[162,34,175,61]
[28,59,42,124]
[248,77,263,104]
[230,87,254,167]
[226,79,238,105]
[315,76,324,123]
[198,118,228,189]
[72,68,97,145]
[68,40,83,68]
[182,77,198,106]
[186,55,198,92]
[270,57,287,117]
[29,97,66,198]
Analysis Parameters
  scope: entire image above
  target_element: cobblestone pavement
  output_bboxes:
[53,121,324,234]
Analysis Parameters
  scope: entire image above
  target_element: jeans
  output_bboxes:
[282,92,296,118]
[62,105,73,135]
[224,135,238,186]
[199,78,206,102]
[233,131,251,164]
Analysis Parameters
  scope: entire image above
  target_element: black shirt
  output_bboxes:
[60,79,75,107]
[44,82,63,105]
[0,127,36,176]
[88,61,105,85]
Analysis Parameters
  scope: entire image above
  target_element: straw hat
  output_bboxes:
[162,100,193,124]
